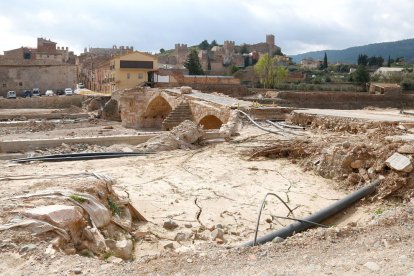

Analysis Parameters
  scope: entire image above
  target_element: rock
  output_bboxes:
[180,86,192,94]
[103,125,114,130]
[211,228,224,241]
[398,144,414,154]
[342,141,351,149]
[131,231,148,239]
[121,147,134,153]
[73,267,82,274]
[24,205,85,230]
[215,224,224,229]
[102,99,121,122]
[19,244,37,254]
[108,239,133,260]
[350,160,364,169]
[216,238,224,244]
[184,223,193,228]
[363,261,380,271]
[175,232,192,242]
[161,241,175,250]
[407,270,414,276]
[272,237,284,243]
[385,152,413,172]
[87,98,103,112]
[107,256,123,264]
[163,220,179,230]
[175,246,192,254]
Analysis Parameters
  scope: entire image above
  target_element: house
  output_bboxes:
[373,67,405,76]
[98,52,158,93]
[300,59,322,69]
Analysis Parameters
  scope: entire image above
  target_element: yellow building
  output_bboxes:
[104,51,158,93]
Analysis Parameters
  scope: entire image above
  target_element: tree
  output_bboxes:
[240,44,249,54]
[323,52,328,69]
[357,54,368,66]
[184,49,204,75]
[352,65,370,83]
[387,55,391,67]
[210,40,218,48]
[159,48,165,54]
[254,54,288,88]
[198,40,210,50]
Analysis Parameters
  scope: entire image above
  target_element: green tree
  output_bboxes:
[229,65,240,74]
[357,54,368,66]
[210,40,218,48]
[240,44,249,54]
[387,55,391,67]
[198,40,210,50]
[352,65,370,83]
[184,49,204,75]
[323,52,328,69]
[159,48,165,54]
[254,54,288,88]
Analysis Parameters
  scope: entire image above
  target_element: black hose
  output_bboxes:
[243,179,381,246]
[12,152,151,163]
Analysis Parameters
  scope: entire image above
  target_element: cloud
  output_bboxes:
[0,0,413,55]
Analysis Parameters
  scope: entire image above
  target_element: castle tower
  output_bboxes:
[174,43,188,64]
[266,34,277,56]
[266,34,275,46]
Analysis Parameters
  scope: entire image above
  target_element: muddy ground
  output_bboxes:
[1,108,414,275]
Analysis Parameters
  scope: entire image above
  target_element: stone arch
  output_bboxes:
[199,115,223,129]
[142,95,173,129]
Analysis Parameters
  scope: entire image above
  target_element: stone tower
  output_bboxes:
[266,34,276,56]
[223,40,235,65]
[174,43,188,64]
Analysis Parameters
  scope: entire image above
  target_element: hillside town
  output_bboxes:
[1,8,414,275]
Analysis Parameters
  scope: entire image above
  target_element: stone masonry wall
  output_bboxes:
[0,95,85,109]
[0,65,77,96]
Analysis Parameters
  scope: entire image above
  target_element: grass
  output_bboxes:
[69,194,87,203]
[108,198,122,216]
[103,251,113,260]
[374,208,384,215]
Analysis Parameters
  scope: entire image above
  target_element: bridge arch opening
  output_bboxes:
[199,115,223,129]
[142,96,173,129]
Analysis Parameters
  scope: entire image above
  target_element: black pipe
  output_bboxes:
[243,179,381,246]
[12,152,151,163]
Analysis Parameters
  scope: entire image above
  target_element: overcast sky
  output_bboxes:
[0,0,413,55]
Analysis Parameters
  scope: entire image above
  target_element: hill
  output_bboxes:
[289,38,414,64]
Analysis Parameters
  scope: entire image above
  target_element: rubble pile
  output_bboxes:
[26,120,56,132]
[0,174,145,260]
[243,112,414,200]
[136,120,204,152]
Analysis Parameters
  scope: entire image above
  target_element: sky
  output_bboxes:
[0,0,413,56]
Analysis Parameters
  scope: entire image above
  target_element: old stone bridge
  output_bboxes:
[119,87,252,130]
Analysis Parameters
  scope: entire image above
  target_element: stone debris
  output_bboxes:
[397,144,414,154]
[211,228,224,241]
[385,152,413,173]
[0,174,145,260]
[136,120,204,152]
[163,220,179,230]
[180,86,192,94]
[24,205,85,230]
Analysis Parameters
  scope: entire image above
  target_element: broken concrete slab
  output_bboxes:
[23,205,85,230]
[385,152,413,173]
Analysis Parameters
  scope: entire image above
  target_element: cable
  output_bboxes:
[253,192,294,246]
[237,109,286,136]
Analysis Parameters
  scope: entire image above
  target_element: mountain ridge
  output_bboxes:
[289,38,414,64]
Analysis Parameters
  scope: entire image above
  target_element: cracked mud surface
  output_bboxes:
[1,123,414,275]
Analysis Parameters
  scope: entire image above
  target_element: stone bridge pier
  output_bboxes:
[119,87,251,131]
